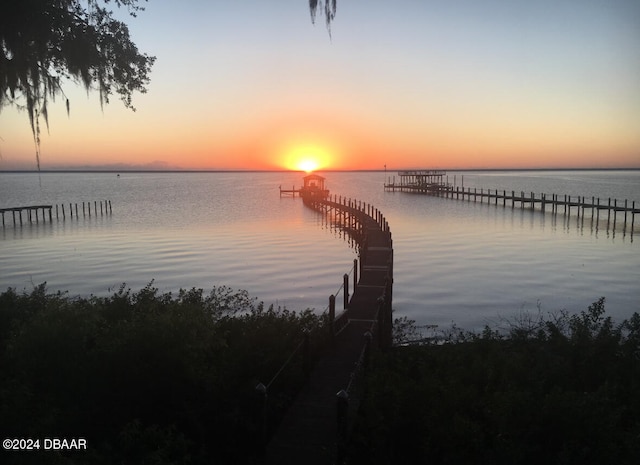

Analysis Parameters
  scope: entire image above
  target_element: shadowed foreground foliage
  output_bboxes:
[2,288,638,464]
[351,298,640,465]
[0,283,326,464]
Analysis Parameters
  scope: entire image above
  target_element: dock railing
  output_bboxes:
[263,189,394,463]
[442,187,638,233]
[386,177,638,234]
[253,260,360,452]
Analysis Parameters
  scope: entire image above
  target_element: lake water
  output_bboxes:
[1,170,639,332]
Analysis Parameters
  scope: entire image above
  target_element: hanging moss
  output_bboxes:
[309,0,337,36]
[0,1,155,168]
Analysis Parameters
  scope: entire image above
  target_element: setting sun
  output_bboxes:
[298,159,319,172]
[280,143,333,172]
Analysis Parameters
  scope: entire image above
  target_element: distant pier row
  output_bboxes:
[1,200,113,227]
[268,174,393,464]
[385,170,639,235]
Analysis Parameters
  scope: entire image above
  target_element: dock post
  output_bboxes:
[329,295,336,340]
[624,199,628,230]
[343,274,349,310]
[353,258,358,294]
[577,197,581,219]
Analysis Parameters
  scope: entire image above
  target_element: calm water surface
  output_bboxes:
[1,170,639,331]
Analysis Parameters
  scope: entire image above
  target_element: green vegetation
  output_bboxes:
[3,286,638,464]
[0,282,325,464]
[351,298,640,464]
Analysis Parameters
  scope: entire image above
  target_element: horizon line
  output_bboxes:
[1,166,640,174]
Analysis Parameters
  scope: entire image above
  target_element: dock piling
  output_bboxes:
[383,170,637,235]
[1,200,112,228]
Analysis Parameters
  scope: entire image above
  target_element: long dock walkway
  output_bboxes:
[265,193,393,465]
[385,170,638,233]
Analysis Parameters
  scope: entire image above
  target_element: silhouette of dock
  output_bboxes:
[385,170,638,233]
[1,201,112,227]
[266,186,393,464]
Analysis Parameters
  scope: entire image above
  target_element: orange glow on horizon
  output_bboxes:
[280,142,334,172]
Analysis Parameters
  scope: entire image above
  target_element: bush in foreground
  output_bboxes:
[351,298,640,465]
[0,283,325,464]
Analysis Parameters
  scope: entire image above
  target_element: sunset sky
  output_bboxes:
[1,0,639,171]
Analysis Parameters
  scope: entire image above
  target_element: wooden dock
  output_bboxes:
[385,171,639,233]
[264,192,393,464]
[280,173,330,199]
[1,201,113,227]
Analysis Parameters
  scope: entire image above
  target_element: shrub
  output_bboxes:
[350,299,640,465]
[0,283,325,464]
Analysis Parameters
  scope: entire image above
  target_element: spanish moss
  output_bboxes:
[309,0,337,36]
[0,0,155,169]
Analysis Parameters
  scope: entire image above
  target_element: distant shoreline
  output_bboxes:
[1,167,639,174]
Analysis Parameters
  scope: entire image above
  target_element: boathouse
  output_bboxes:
[300,174,329,202]
[280,174,330,200]
[302,173,325,191]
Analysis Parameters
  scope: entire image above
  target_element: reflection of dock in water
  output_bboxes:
[385,170,638,234]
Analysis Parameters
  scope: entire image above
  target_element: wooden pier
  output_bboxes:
[280,173,330,199]
[385,171,639,233]
[265,186,393,464]
[1,201,113,227]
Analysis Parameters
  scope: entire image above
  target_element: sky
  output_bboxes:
[1,0,639,171]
